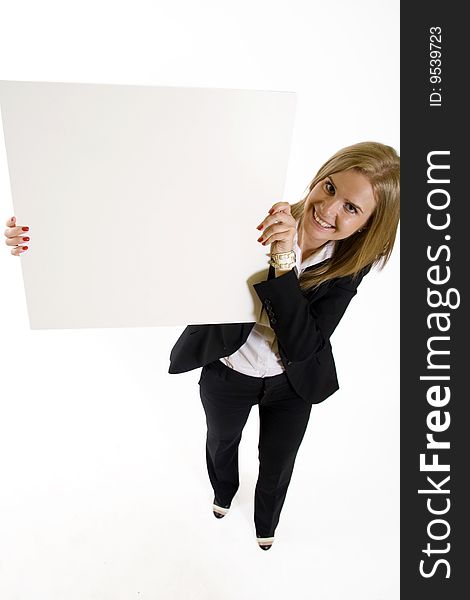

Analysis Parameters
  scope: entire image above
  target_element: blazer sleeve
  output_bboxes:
[253,265,372,363]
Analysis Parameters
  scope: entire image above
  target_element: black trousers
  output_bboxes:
[199,359,312,538]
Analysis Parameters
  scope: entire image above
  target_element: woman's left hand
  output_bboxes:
[256,202,296,254]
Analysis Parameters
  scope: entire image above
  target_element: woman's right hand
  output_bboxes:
[4,216,30,256]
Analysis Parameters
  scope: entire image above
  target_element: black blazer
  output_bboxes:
[168,261,372,405]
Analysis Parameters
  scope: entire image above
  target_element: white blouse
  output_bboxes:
[220,231,335,377]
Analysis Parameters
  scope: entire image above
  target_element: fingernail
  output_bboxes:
[22,246,28,250]
[269,209,274,214]
[22,227,29,231]
[257,224,263,230]
[257,237,263,242]
[23,237,30,241]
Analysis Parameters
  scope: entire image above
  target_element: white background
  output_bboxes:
[0,1,399,599]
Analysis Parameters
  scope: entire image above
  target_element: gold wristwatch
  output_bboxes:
[269,250,296,270]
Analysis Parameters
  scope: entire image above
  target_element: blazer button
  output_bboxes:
[271,317,277,324]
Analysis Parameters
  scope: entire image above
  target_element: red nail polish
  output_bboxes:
[22,246,28,250]
[257,224,263,230]
[22,227,29,231]
[269,209,274,214]
[257,237,263,242]
[23,237,30,241]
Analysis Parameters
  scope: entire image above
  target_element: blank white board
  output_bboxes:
[0,81,296,329]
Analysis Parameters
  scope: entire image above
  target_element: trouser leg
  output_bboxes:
[254,380,312,537]
[199,362,260,506]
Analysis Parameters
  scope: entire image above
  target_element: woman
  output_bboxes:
[4,141,400,551]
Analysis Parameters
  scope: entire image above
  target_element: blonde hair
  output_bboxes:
[291,141,400,290]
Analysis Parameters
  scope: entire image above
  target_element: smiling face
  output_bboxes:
[299,168,377,252]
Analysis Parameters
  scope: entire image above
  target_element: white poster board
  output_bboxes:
[0,81,296,328]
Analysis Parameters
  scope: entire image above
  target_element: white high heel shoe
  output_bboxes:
[212,498,231,519]
[256,534,275,550]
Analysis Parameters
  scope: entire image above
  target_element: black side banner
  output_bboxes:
[401,2,467,597]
